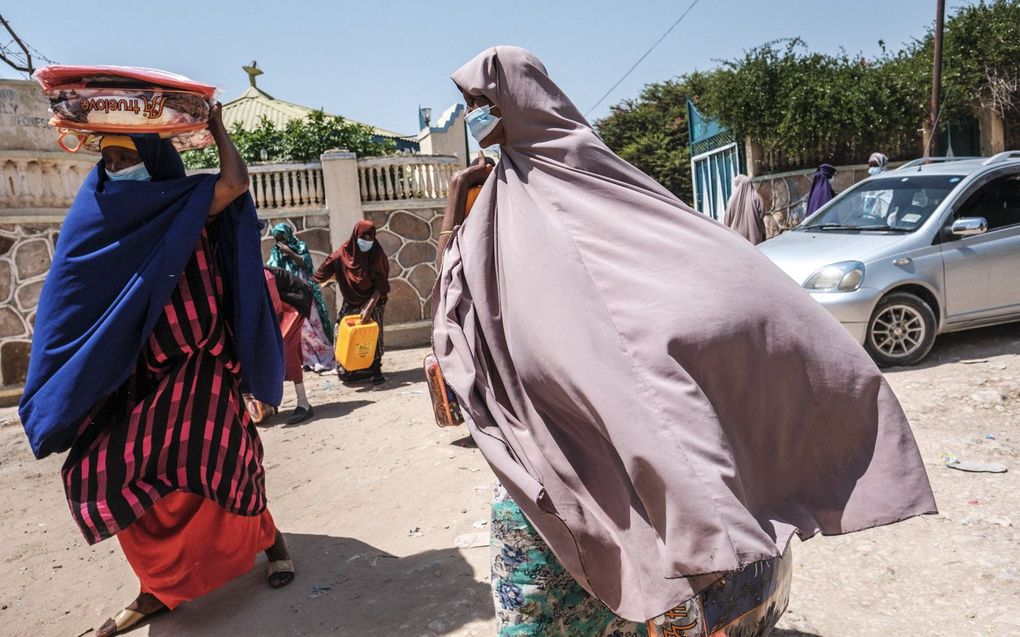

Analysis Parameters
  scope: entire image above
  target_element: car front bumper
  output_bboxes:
[808,287,884,345]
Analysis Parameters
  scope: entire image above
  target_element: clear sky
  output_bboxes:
[3,1,974,136]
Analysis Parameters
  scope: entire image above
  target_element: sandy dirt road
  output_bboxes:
[1,325,1017,636]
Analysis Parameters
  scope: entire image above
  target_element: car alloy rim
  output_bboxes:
[870,304,926,358]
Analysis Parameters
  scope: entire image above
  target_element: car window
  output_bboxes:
[800,174,963,233]
[954,173,1020,232]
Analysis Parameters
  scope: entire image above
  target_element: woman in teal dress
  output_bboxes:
[267,223,335,371]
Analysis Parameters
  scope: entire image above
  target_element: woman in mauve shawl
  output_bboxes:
[433,46,936,632]
[724,174,767,244]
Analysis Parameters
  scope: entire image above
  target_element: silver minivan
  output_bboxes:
[758,151,1020,366]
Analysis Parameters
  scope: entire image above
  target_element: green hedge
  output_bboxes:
[597,0,1020,198]
[182,110,395,169]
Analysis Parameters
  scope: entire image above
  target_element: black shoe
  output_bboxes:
[342,369,375,384]
[372,372,386,385]
[287,405,313,425]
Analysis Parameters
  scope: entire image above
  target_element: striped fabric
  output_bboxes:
[61,231,267,545]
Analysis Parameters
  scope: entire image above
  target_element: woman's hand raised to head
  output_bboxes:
[452,153,494,192]
[208,102,225,130]
[208,101,251,217]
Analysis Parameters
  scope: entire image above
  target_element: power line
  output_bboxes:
[26,41,56,65]
[584,0,703,118]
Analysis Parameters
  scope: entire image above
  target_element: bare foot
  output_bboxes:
[96,592,168,637]
[265,529,295,588]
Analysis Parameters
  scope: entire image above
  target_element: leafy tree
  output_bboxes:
[941,0,1020,119]
[182,110,395,169]
[597,1,1020,179]
[595,78,696,200]
[696,39,928,168]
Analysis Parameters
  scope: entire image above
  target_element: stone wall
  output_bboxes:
[0,79,53,152]
[0,150,454,393]
[0,222,58,386]
[752,162,885,238]
[364,205,441,324]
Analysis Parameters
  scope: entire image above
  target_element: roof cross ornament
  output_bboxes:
[242,60,263,88]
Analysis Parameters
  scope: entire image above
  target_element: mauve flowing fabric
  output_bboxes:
[433,46,936,622]
[724,175,766,244]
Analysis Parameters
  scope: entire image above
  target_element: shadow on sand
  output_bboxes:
[883,323,1019,373]
[148,532,493,636]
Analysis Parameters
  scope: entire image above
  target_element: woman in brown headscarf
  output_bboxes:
[433,46,936,634]
[724,174,767,244]
[314,220,390,384]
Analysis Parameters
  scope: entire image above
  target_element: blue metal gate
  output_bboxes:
[688,100,744,222]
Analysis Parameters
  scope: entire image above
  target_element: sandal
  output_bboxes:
[267,559,295,588]
[97,606,167,637]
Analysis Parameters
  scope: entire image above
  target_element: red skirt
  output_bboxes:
[281,309,304,383]
[118,491,277,609]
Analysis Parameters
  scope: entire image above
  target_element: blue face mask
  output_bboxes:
[106,162,151,182]
[868,166,883,176]
[356,238,374,252]
[466,105,501,145]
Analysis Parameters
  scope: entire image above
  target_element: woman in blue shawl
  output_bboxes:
[267,223,336,371]
[20,105,295,637]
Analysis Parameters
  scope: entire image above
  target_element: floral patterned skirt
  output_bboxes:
[490,485,647,637]
[489,485,793,637]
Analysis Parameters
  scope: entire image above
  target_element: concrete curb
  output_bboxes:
[0,386,23,408]
[387,320,433,350]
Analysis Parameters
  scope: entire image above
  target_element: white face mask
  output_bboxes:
[356,238,375,252]
[106,162,151,182]
[868,166,883,176]
[466,104,501,145]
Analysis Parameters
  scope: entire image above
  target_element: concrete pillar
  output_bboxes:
[978,107,1006,156]
[320,150,363,254]
[744,137,765,177]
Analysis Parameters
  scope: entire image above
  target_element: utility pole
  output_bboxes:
[926,0,946,158]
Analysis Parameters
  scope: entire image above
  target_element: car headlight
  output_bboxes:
[803,261,865,292]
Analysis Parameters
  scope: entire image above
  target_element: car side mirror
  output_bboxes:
[950,217,988,237]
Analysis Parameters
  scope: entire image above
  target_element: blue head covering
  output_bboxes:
[20,136,283,458]
[805,163,837,217]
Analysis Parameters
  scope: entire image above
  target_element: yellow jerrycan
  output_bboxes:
[335,315,379,371]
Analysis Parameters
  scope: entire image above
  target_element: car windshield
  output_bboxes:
[798,174,965,233]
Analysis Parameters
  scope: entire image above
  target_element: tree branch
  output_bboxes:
[0,14,33,74]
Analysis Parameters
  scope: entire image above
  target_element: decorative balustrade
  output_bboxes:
[0,151,96,214]
[248,162,325,211]
[357,155,459,203]
[189,162,325,212]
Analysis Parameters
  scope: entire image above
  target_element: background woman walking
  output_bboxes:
[267,223,336,372]
[725,174,767,244]
[315,220,390,384]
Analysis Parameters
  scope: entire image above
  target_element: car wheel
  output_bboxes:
[865,292,937,367]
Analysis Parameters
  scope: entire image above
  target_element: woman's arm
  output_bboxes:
[360,289,383,323]
[313,252,338,284]
[208,103,250,217]
[436,157,491,270]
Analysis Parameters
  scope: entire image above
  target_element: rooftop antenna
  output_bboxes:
[242,60,263,88]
